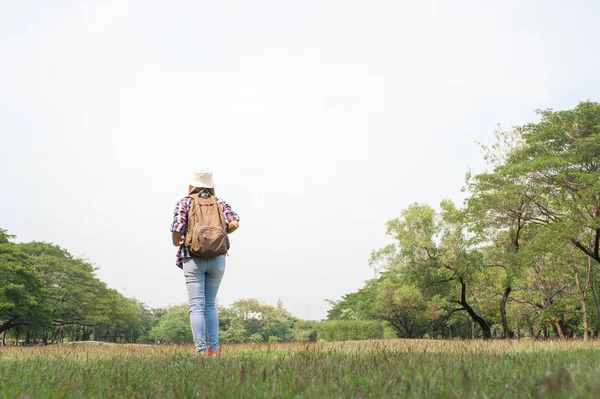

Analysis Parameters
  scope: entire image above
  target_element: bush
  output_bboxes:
[248,333,263,343]
[220,327,247,344]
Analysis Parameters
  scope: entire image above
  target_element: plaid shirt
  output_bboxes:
[170,191,239,268]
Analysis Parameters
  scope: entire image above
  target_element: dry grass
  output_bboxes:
[1,339,600,398]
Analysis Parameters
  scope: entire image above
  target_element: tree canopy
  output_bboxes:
[328,101,600,340]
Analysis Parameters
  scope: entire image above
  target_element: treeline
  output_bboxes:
[0,232,323,345]
[327,101,600,340]
[0,234,150,345]
[0,227,394,345]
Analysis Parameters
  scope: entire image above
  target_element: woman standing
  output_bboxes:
[170,168,240,356]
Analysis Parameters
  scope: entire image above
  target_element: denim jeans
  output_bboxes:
[182,255,226,353]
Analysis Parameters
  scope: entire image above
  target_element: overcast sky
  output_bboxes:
[1,0,599,320]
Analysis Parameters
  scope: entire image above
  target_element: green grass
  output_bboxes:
[1,340,600,398]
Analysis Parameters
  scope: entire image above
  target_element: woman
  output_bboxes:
[170,168,240,356]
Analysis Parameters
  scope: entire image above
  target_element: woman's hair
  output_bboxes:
[188,186,215,196]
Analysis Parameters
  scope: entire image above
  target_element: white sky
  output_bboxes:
[1,0,599,320]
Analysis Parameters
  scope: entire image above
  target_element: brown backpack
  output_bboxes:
[184,194,230,257]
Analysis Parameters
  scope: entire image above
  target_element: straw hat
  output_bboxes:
[190,167,215,188]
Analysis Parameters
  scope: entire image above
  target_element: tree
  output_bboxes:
[470,101,600,338]
[136,301,163,343]
[326,278,380,321]
[0,229,16,244]
[467,127,536,338]
[221,299,294,342]
[323,101,600,341]
[375,273,428,338]
[372,201,493,339]
[150,305,192,344]
[21,243,98,329]
[20,242,112,342]
[16,241,147,343]
[505,101,600,265]
[0,237,50,336]
[508,226,577,340]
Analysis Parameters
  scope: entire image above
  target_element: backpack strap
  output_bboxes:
[185,194,199,216]
[212,196,227,230]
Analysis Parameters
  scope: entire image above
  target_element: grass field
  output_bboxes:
[1,340,600,398]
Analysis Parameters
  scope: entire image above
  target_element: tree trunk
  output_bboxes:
[528,322,534,339]
[1,331,4,346]
[25,327,30,345]
[574,256,593,341]
[500,283,512,339]
[471,321,475,339]
[51,328,59,344]
[458,277,491,339]
[550,315,566,340]
[590,256,600,332]
[576,268,590,341]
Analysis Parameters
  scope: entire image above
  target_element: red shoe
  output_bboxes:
[202,349,219,357]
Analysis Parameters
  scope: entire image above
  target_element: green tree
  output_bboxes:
[326,278,380,321]
[375,272,428,338]
[372,201,493,338]
[217,299,302,343]
[149,305,192,344]
[21,243,97,328]
[466,126,536,338]
[0,236,50,336]
[0,229,16,244]
[508,226,581,340]
[136,301,163,343]
[227,299,294,342]
[505,102,600,265]
[467,102,600,339]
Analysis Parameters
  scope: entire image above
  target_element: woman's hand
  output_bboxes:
[227,221,239,234]
[172,232,184,246]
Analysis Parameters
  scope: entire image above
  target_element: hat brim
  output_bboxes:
[189,181,215,188]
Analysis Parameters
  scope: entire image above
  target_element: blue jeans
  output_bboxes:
[183,255,226,353]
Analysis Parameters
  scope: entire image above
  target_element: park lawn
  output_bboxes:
[1,340,599,398]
